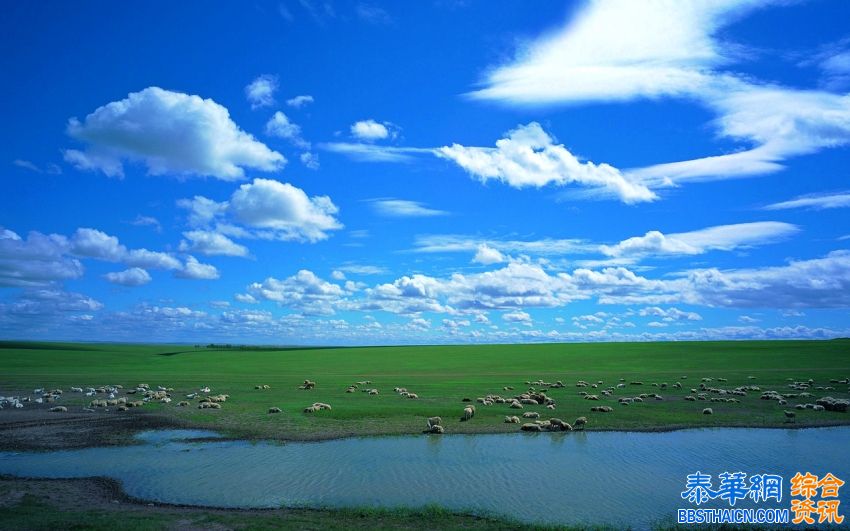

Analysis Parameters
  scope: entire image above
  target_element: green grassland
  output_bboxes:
[1,340,849,440]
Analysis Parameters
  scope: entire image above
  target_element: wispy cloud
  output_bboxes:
[369,199,448,218]
[764,191,850,210]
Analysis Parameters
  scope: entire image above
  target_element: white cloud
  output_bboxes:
[437,122,656,203]
[245,75,278,109]
[13,159,62,174]
[242,270,346,315]
[331,270,346,280]
[175,256,219,280]
[0,229,82,287]
[469,0,753,104]
[472,243,505,265]
[179,178,343,244]
[131,215,161,232]
[65,87,285,180]
[356,3,392,24]
[764,191,850,211]
[69,228,125,261]
[265,111,309,149]
[286,95,314,108]
[502,310,532,325]
[413,234,588,256]
[337,264,387,275]
[300,152,320,170]
[228,178,342,242]
[179,230,249,257]
[639,306,702,322]
[370,199,447,217]
[600,222,798,259]
[104,267,151,287]
[320,142,429,162]
[350,119,396,141]
[466,1,850,189]
[739,315,759,323]
[177,196,228,227]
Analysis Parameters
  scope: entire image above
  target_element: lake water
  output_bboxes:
[1,427,848,528]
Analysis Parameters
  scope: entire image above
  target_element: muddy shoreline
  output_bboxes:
[1,407,848,452]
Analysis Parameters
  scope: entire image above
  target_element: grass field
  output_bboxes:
[1,340,849,440]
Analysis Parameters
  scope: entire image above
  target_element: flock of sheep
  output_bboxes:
[2,373,848,438]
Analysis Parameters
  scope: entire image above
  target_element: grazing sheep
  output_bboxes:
[520,423,542,432]
[427,416,442,429]
[504,415,520,423]
[702,408,713,415]
[573,416,587,429]
[369,389,379,395]
[427,424,445,434]
[407,393,419,399]
[177,401,189,407]
[522,411,540,419]
[546,404,556,410]
[269,407,282,414]
[299,380,316,390]
[49,406,67,412]
[461,406,475,421]
[304,405,320,413]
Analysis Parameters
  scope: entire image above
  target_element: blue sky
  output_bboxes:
[2,0,850,344]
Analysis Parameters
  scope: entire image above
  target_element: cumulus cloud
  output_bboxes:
[178,178,342,244]
[228,178,342,241]
[245,75,278,108]
[175,256,219,280]
[104,267,151,286]
[502,310,532,325]
[0,229,83,287]
[131,215,161,232]
[64,87,285,180]
[764,191,850,211]
[350,119,398,141]
[600,222,799,259]
[265,111,309,149]
[241,270,346,315]
[369,199,447,217]
[437,122,656,203]
[638,306,702,322]
[472,243,505,265]
[0,226,212,288]
[179,230,249,257]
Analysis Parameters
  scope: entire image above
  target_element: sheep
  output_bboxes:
[177,401,189,407]
[784,410,796,422]
[269,407,282,414]
[702,408,713,415]
[520,423,541,432]
[546,404,556,410]
[573,416,588,429]
[504,415,520,423]
[369,389,379,395]
[299,380,316,390]
[407,393,419,399]
[461,406,475,421]
[70,387,83,393]
[49,406,67,412]
[548,418,571,431]
[427,424,445,434]
[427,416,442,429]
[522,411,540,419]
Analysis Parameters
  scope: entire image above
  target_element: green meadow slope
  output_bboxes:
[1,340,849,440]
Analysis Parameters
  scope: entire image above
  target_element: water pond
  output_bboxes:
[1,427,848,528]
